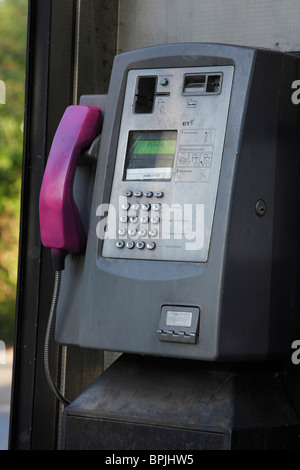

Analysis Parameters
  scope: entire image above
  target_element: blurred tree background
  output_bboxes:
[0,0,28,345]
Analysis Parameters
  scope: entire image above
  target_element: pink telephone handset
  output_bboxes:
[39,105,103,270]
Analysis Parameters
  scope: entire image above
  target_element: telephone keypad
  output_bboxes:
[116,189,164,251]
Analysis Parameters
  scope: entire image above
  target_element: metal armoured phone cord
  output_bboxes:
[43,270,71,408]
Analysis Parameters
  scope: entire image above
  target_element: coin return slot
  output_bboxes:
[158,306,200,344]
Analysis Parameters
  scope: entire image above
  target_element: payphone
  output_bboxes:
[38,42,300,450]
[40,42,300,364]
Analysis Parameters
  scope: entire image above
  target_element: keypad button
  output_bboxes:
[141,203,151,211]
[154,191,164,198]
[128,228,137,236]
[150,216,160,224]
[138,229,147,237]
[133,191,142,197]
[123,190,132,197]
[140,216,149,224]
[149,229,158,237]
[152,203,161,211]
[116,240,125,248]
[144,191,153,198]
[120,215,128,223]
[118,228,127,236]
[129,216,139,224]
[146,241,156,250]
[126,241,135,249]
[131,203,140,211]
[137,241,145,249]
[121,202,130,210]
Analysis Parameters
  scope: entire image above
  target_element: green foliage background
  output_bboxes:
[0,0,27,345]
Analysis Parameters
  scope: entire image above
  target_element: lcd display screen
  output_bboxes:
[123,130,177,181]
